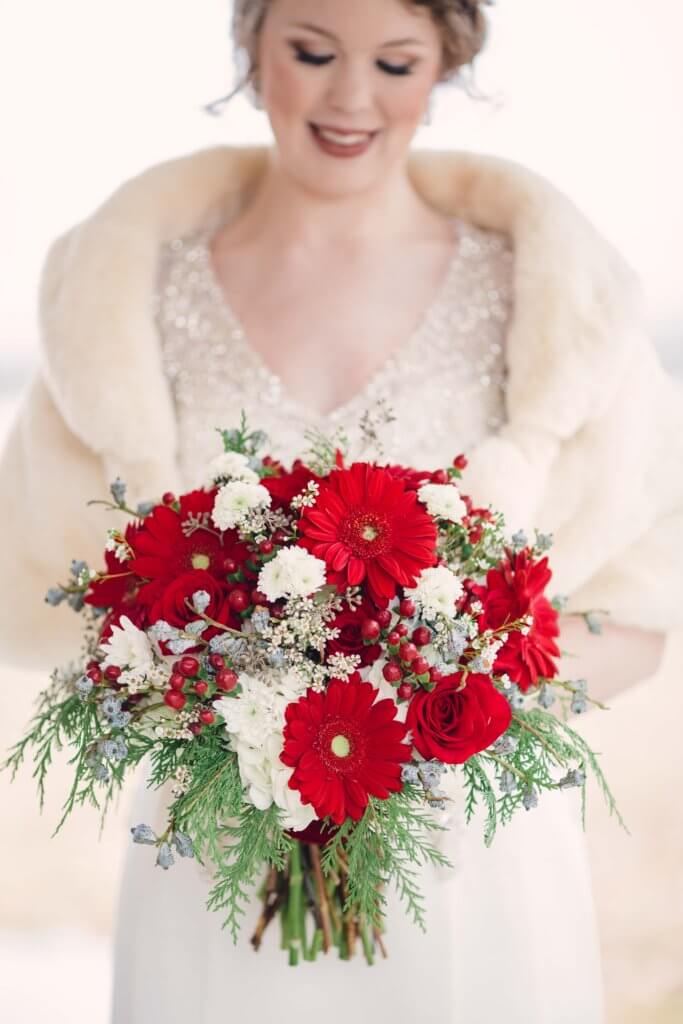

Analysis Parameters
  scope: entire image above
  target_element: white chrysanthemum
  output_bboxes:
[417,483,467,523]
[205,451,259,487]
[404,565,464,620]
[211,481,271,530]
[99,615,154,672]
[257,546,327,602]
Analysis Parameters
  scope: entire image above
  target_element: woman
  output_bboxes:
[1,0,681,1020]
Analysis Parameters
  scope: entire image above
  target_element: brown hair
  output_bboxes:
[205,0,493,115]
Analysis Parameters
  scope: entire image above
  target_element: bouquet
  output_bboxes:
[2,415,625,965]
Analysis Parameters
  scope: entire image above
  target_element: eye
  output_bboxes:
[291,44,334,67]
[377,60,415,77]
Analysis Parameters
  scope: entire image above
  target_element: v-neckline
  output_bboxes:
[196,215,464,423]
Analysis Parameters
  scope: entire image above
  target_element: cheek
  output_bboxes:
[262,53,318,119]
[382,75,435,127]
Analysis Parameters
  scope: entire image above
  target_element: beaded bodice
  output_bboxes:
[153,214,514,487]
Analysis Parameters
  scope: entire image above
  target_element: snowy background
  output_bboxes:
[1,2,681,1022]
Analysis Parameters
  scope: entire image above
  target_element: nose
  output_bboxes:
[325,58,374,116]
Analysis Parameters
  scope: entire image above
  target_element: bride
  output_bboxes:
[1,0,681,1020]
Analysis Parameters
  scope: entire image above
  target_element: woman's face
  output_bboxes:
[256,0,444,196]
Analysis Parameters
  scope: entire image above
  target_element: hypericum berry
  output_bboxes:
[399,598,416,618]
[430,469,449,485]
[228,589,249,613]
[199,709,215,725]
[387,630,401,647]
[383,663,403,684]
[258,539,274,555]
[469,526,483,544]
[188,722,202,736]
[412,656,430,676]
[395,623,409,638]
[412,626,432,647]
[104,665,122,681]
[194,681,209,696]
[169,672,186,692]
[86,667,102,684]
[429,666,444,683]
[270,605,286,620]
[272,529,288,545]
[397,682,414,700]
[222,557,238,575]
[399,642,418,663]
[216,668,238,692]
[250,589,269,606]
[360,619,381,642]
[178,656,200,678]
[208,653,225,671]
[376,609,392,629]
[164,690,187,710]
[162,491,176,505]
[453,454,468,470]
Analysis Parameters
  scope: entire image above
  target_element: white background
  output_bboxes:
[0,3,681,1022]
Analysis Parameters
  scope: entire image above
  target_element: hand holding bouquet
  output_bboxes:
[2,415,625,964]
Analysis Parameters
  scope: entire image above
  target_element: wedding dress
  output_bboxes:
[110,212,605,1023]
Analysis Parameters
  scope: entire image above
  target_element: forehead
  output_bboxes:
[265,0,438,47]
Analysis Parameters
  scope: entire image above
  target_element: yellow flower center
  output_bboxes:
[330,734,351,758]
[192,553,210,570]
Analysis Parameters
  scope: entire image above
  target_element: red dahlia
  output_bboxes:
[296,462,437,605]
[280,675,412,825]
[471,550,561,692]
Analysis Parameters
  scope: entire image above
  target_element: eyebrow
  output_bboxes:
[288,21,427,47]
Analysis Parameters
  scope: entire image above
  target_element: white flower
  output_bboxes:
[417,483,467,523]
[257,547,327,602]
[205,451,259,487]
[211,481,271,531]
[99,615,154,673]
[404,565,464,620]
[366,660,408,723]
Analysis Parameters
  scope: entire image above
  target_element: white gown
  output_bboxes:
[110,214,605,1023]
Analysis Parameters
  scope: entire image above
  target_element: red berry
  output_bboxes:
[86,659,99,671]
[164,690,186,710]
[104,664,121,681]
[387,630,401,647]
[360,619,381,642]
[412,626,432,647]
[383,663,403,684]
[376,609,392,629]
[469,526,483,544]
[209,653,225,670]
[430,469,449,485]
[251,589,269,606]
[162,491,176,505]
[86,667,102,684]
[412,656,430,676]
[271,605,286,620]
[169,672,186,691]
[429,666,444,683]
[397,682,414,700]
[399,642,418,663]
[273,529,288,545]
[179,655,200,678]
[395,623,409,638]
[188,722,202,736]
[259,539,274,555]
[399,598,416,618]
[216,668,238,692]
[453,454,468,470]
[199,709,215,725]
[194,681,209,696]
[228,589,249,612]
[223,557,238,575]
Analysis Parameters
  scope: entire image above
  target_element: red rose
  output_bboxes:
[406,671,511,764]
[326,598,383,667]
[147,569,227,629]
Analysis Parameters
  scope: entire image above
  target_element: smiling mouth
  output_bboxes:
[309,123,380,145]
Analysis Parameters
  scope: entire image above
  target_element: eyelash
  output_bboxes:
[291,44,416,77]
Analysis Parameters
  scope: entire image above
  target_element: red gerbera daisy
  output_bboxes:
[471,550,561,692]
[128,489,250,607]
[280,675,412,825]
[296,462,437,605]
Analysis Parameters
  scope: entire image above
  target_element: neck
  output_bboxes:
[220,146,450,253]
